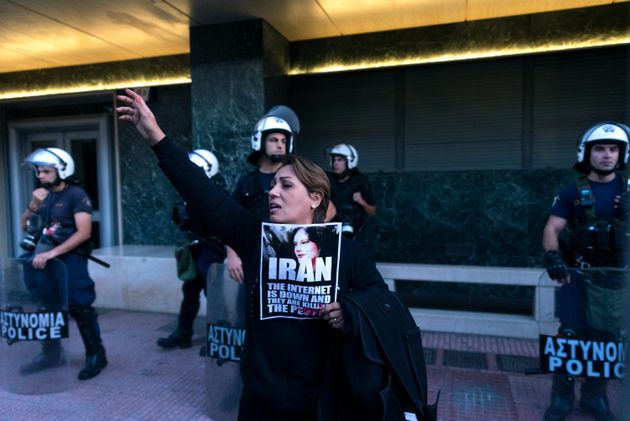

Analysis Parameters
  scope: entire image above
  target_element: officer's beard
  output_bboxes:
[268,154,285,163]
[263,149,285,163]
[40,176,61,188]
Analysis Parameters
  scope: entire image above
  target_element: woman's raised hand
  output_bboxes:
[116,89,166,145]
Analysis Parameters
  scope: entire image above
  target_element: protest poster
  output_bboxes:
[539,334,625,379]
[259,222,341,320]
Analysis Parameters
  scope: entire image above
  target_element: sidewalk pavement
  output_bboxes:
[0,308,623,420]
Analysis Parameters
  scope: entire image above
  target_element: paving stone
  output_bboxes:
[0,310,623,420]
[495,354,539,373]
[423,347,436,365]
[443,350,488,370]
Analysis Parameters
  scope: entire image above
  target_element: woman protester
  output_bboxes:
[116,89,434,421]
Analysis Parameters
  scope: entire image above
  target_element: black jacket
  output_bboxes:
[232,169,273,222]
[152,137,431,418]
[339,288,437,421]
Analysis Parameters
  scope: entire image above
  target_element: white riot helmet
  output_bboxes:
[575,122,630,173]
[248,105,300,166]
[188,149,219,179]
[24,147,75,180]
[329,143,359,170]
[250,116,293,153]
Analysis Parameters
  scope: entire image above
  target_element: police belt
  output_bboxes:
[577,266,628,290]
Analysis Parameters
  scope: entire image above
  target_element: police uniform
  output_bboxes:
[327,170,375,238]
[234,105,299,221]
[158,148,227,349]
[543,122,630,421]
[22,184,107,380]
[233,169,275,221]
[169,184,227,344]
[550,175,626,335]
[35,186,96,304]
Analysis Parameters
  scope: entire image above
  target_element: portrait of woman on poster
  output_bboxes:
[289,225,339,270]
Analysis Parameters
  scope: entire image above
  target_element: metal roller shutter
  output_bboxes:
[532,51,628,169]
[290,70,397,172]
[404,59,524,171]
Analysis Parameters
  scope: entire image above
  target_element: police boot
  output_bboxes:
[19,340,66,375]
[543,375,575,421]
[157,329,192,349]
[580,379,616,420]
[71,306,107,380]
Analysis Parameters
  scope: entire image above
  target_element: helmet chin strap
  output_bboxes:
[591,162,619,176]
[593,168,616,176]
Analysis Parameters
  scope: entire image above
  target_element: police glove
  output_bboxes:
[543,250,569,280]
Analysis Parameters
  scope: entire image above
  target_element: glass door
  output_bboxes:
[65,131,101,247]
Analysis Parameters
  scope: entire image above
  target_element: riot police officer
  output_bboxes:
[326,143,376,239]
[542,122,630,420]
[19,147,107,380]
[157,149,227,349]
[226,106,300,282]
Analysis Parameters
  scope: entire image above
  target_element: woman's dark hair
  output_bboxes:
[280,155,330,223]
[288,225,339,258]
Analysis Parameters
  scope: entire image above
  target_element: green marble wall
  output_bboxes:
[361,168,578,267]
[118,84,192,245]
[189,19,290,192]
[358,167,582,311]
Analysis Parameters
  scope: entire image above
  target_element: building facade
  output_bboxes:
[0,5,628,271]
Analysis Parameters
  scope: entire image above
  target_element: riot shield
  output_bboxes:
[0,257,75,394]
[204,263,246,420]
[538,267,627,381]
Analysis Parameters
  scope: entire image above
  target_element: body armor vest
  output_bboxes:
[570,175,629,267]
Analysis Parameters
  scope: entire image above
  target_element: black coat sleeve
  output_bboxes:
[342,240,387,291]
[152,137,259,258]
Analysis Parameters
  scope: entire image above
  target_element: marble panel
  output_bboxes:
[118,84,192,245]
[361,168,576,267]
[190,19,290,191]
